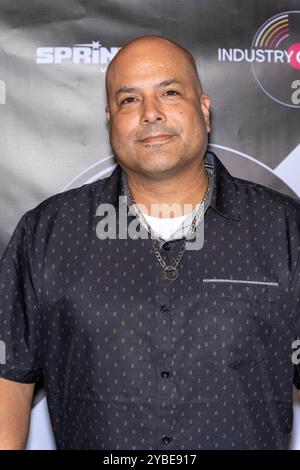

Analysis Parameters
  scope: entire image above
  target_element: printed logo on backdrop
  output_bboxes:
[218,11,300,107]
[36,42,120,71]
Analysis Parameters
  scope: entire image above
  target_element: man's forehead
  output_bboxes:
[107,54,191,90]
[109,52,188,78]
[105,36,202,97]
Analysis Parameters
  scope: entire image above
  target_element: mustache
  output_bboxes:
[135,127,178,141]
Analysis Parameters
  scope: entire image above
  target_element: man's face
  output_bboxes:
[106,40,211,180]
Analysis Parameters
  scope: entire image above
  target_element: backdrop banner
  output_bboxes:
[0,0,299,450]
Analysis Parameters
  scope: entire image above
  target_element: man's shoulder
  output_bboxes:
[209,151,300,218]
[233,174,300,215]
[24,173,114,226]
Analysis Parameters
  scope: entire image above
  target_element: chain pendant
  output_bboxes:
[127,170,211,284]
[160,266,179,282]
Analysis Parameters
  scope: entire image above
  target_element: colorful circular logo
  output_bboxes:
[251,11,300,108]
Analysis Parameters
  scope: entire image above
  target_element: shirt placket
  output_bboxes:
[154,240,175,449]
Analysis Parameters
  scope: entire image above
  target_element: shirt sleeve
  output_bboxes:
[0,212,43,383]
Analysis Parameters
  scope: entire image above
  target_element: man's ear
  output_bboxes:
[105,105,111,124]
[199,93,211,133]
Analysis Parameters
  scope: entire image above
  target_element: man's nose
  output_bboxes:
[140,97,166,125]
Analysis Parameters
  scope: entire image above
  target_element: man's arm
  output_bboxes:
[0,377,35,450]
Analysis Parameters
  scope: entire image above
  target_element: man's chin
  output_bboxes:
[135,161,184,180]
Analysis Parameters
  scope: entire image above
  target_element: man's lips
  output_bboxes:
[139,134,174,144]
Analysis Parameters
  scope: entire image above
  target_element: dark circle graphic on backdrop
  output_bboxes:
[251,11,300,108]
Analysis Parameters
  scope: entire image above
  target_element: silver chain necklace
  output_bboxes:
[127,171,212,282]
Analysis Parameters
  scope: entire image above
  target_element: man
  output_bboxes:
[0,35,300,450]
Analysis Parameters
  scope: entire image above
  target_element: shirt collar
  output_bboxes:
[204,150,240,221]
[122,163,214,244]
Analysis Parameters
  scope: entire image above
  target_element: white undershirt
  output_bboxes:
[130,165,213,241]
[141,204,200,241]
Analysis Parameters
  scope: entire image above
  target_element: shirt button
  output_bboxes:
[162,436,171,445]
[161,371,169,378]
[163,242,170,250]
[160,304,169,313]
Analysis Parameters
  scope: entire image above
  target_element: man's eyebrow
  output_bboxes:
[116,86,139,95]
[157,79,183,88]
[115,79,183,96]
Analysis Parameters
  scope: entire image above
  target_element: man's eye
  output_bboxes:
[164,90,180,96]
[120,97,136,105]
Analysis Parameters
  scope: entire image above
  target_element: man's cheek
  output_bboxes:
[115,117,134,136]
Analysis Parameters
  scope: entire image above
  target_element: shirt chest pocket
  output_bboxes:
[201,280,279,369]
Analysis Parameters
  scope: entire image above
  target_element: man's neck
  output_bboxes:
[125,161,209,218]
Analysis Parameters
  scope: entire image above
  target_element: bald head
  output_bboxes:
[105,35,203,104]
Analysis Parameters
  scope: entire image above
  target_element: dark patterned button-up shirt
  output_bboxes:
[0,151,300,450]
